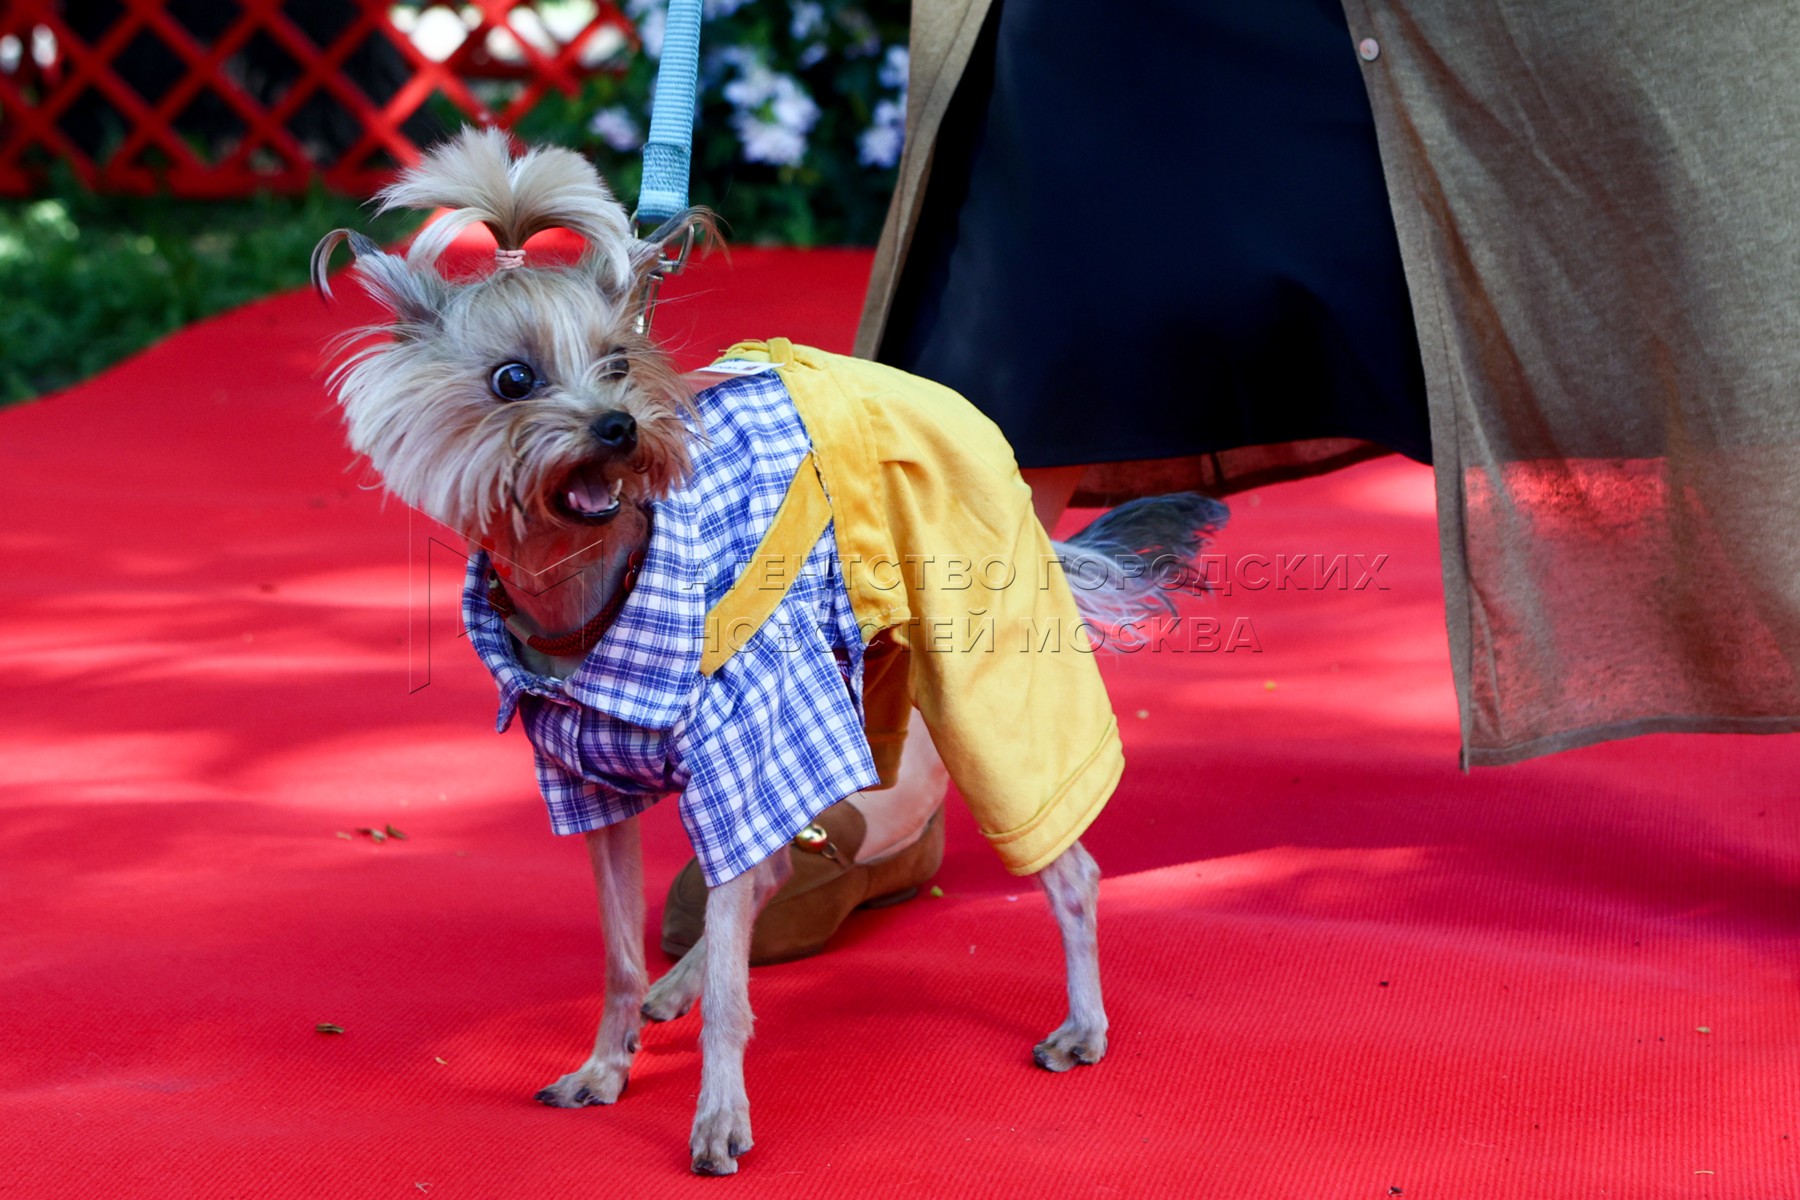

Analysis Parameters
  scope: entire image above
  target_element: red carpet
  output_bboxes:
[3,247,1798,1199]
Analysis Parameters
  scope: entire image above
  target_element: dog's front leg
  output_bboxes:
[1031,839,1108,1071]
[535,817,647,1107]
[690,850,791,1175]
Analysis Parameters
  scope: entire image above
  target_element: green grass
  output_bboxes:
[0,184,420,404]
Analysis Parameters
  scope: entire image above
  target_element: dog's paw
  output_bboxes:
[642,966,701,1023]
[534,1059,630,1108]
[690,1105,753,1175]
[1032,1019,1107,1072]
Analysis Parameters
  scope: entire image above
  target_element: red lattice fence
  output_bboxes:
[0,0,635,197]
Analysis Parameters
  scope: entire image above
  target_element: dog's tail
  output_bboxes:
[1053,493,1230,646]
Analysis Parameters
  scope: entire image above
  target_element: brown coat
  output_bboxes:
[853,0,993,363]
[858,0,1800,765]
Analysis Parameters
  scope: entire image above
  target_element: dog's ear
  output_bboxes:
[312,229,446,334]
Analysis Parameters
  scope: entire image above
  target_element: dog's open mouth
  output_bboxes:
[555,464,624,524]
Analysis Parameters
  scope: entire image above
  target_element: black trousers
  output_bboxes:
[879,0,1431,469]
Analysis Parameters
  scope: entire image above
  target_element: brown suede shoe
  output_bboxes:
[661,802,945,965]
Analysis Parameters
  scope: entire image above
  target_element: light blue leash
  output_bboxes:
[634,0,702,331]
[636,0,701,227]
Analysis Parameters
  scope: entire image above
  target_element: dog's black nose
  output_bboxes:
[590,411,637,451]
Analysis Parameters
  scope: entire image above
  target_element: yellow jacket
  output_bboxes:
[707,340,1122,875]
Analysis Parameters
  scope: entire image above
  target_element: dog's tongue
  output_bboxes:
[567,480,613,513]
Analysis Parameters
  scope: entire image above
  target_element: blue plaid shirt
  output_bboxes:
[462,370,880,885]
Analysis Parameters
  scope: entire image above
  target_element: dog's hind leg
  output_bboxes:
[1031,840,1108,1071]
[642,934,706,1022]
[535,817,647,1107]
[690,849,791,1175]
[643,834,800,1022]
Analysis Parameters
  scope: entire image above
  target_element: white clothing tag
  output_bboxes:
[686,359,777,382]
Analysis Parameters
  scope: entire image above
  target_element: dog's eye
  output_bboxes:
[599,348,629,382]
[490,362,539,401]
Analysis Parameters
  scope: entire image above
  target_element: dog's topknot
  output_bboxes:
[376,126,634,290]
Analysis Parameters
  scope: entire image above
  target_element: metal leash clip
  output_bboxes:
[634,219,698,336]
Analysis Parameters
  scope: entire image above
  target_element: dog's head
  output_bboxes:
[313,128,711,555]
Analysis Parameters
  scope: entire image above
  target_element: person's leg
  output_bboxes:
[854,708,948,860]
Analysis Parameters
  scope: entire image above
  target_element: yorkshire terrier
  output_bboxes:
[313,128,1225,1175]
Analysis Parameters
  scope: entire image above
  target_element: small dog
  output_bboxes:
[313,128,1225,1175]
